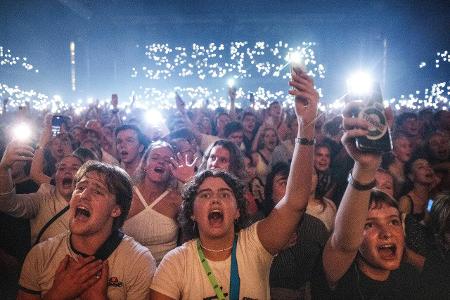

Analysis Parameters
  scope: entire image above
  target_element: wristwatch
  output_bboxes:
[347,171,376,191]
[295,137,316,146]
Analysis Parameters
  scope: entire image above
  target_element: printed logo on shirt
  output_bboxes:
[108,277,123,288]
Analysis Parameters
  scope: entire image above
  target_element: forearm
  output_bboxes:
[331,163,377,252]
[30,147,51,185]
[251,126,263,152]
[0,167,13,194]
[284,125,315,212]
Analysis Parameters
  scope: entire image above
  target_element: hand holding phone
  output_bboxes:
[52,115,64,137]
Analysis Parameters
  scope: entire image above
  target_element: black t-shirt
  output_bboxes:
[421,248,450,299]
[270,214,330,290]
[312,259,424,299]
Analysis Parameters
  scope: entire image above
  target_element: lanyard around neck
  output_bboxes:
[196,235,240,300]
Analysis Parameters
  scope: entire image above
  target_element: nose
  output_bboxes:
[210,158,218,168]
[379,225,392,239]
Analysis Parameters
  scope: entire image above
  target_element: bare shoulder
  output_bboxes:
[167,189,183,208]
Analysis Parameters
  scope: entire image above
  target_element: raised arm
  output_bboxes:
[257,69,318,255]
[0,141,34,193]
[321,102,382,286]
[30,114,52,185]
[228,86,237,120]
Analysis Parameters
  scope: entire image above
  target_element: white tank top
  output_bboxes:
[123,186,178,265]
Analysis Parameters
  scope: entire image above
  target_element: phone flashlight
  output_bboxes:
[12,122,32,142]
[51,115,64,137]
[227,78,235,88]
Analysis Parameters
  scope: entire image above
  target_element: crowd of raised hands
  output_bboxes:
[0,68,448,299]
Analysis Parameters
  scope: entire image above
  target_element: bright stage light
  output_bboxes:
[12,122,32,142]
[227,78,235,88]
[346,71,373,96]
[146,110,165,125]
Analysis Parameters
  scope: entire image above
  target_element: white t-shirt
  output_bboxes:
[19,232,156,299]
[151,222,273,299]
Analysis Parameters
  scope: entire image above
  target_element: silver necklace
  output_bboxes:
[199,241,233,253]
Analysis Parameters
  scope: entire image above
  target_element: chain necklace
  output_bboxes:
[199,241,233,253]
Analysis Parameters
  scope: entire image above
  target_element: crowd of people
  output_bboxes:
[0,67,449,299]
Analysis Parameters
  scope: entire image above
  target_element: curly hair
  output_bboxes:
[178,169,248,240]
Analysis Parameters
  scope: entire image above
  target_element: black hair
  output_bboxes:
[396,112,417,127]
[263,162,290,216]
[224,121,244,138]
[114,124,148,149]
[178,169,248,240]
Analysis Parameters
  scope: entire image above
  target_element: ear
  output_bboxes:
[234,209,240,220]
[111,206,122,218]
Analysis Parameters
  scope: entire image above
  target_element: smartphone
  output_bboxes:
[427,199,434,212]
[51,115,64,137]
[352,83,392,153]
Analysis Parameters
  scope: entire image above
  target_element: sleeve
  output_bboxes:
[247,222,273,264]
[150,248,184,299]
[18,245,43,295]
[0,186,44,219]
[126,249,157,299]
[199,134,219,153]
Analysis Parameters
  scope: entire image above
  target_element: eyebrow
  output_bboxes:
[366,214,400,221]
[78,178,107,190]
[197,187,232,193]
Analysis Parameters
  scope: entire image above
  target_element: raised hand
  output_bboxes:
[341,102,382,170]
[44,255,104,300]
[175,92,186,114]
[0,141,34,171]
[288,69,319,127]
[169,152,199,183]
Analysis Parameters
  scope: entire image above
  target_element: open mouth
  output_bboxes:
[377,244,397,259]
[120,151,128,157]
[208,210,224,225]
[425,172,434,179]
[154,167,164,174]
[62,178,73,188]
[75,206,91,221]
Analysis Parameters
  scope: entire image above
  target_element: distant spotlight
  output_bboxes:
[346,71,373,96]
[53,95,62,102]
[227,78,235,88]
[146,110,165,125]
[12,122,32,142]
